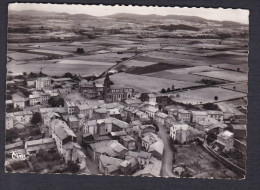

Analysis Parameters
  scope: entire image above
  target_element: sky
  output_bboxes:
[9,3,249,24]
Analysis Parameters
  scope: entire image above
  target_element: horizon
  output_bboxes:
[9,3,249,24]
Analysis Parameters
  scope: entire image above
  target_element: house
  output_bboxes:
[13,78,25,86]
[119,135,136,150]
[52,121,77,155]
[67,115,80,131]
[132,157,162,177]
[82,89,97,99]
[36,77,51,90]
[120,157,139,175]
[214,131,234,151]
[103,74,134,103]
[86,140,128,163]
[13,97,27,109]
[177,109,191,122]
[125,151,152,169]
[29,94,41,106]
[110,131,128,140]
[170,124,194,144]
[148,138,164,160]
[64,99,76,115]
[207,110,224,122]
[6,80,15,89]
[83,120,97,135]
[39,107,67,120]
[141,132,158,151]
[123,99,142,107]
[43,112,60,129]
[141,105,158,118]
[24,138,56,155]
[6,100,13,109]
[99,154,124,175]
[232,125,246,139]
[164,115,178,131]
[62,141,86,170]
[6,113,14,129]
[138,125,156,138]
[111,117,132,133]
[13,111,33,125]
[75,104,93,118]
[140,93,157,106]
[93,108,109,119]
[164,106,177,116]
[191,111,208,123]
[93,82,104,97]
[5,141,24,153]
[154,111,168,125]
[79,79,94,92]
[195,119,226,134]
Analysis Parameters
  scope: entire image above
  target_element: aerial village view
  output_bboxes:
[5,4,248,179]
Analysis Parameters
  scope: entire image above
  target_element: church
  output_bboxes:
[103,74,134,103]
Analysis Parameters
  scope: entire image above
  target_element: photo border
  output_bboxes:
[0,0,259,189]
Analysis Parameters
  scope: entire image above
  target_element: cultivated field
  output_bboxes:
[171,87,247,105]
[97,73,200,93]
[193,70,248,82]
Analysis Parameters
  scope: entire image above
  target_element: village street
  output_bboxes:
[157,123,178,178]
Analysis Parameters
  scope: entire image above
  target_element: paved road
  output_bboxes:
[157,123,178,178]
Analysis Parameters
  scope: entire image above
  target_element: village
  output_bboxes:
[5,68,246,178]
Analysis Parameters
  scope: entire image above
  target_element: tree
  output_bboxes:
[214,96,219,101]
[64,72,73,79]
[6,94,12,100]
[167,88,171,92]
[23,79,27,87]
[31,112,42,124]
[203,103,220,110]
[67,160,80,173]
[161,88,166,93]
[6,127,19,142]
[172,84,175,90]
[76,48,85,54]
[23,72,27,76]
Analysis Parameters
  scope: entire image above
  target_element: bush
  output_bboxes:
[10,161,27,170]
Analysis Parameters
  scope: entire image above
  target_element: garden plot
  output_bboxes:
[96,73,199,93]
[171,87,247,105]
[166,66,221,75]
[193,70,247,82]
[7,52,47,61]
[174,145,241,179]
[28,49,73,56]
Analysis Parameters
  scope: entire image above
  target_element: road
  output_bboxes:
[157,123,178,178]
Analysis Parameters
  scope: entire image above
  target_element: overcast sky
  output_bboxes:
[9,3,249,24]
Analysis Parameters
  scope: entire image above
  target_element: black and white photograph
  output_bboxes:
[5,3,248,179]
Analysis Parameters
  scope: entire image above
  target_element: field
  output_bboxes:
[165,66,221,74]
[145,71,214,83]
[193,70,248,82]
[174,145,241,179]
[8,52,47,60]
[96,73,200,93]
[220,82,248,93]
[171,87,247,105]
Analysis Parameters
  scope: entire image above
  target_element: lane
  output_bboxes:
[157,123,178,178]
